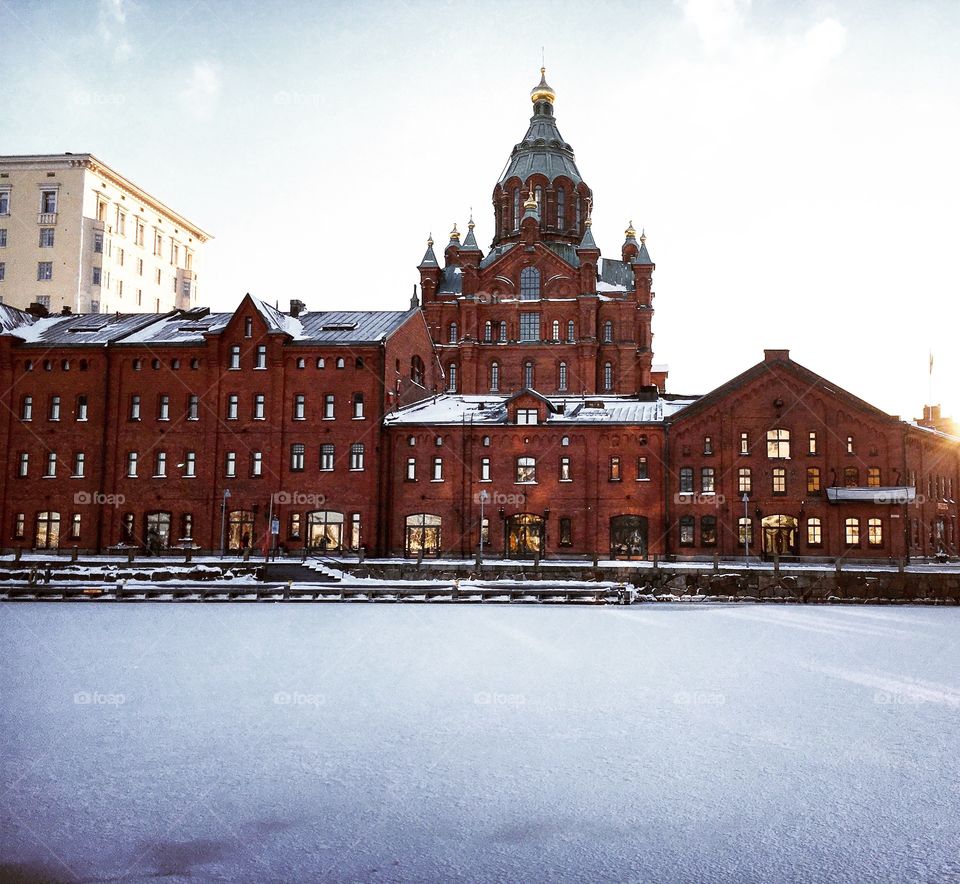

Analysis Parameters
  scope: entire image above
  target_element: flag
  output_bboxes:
[929,351,934,376]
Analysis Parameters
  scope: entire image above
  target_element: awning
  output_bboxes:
[826,486,916,504]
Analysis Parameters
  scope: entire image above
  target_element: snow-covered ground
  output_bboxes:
[1,604,958,883]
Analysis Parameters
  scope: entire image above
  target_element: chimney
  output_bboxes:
[289,299,306,318]
[26,302,49,318]
[763,349,790,363]
[61,305,72,316]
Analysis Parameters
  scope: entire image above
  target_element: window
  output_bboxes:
[406,457,417,480]
[845,518,860,546]
[187,395,199,420]
[523,361,534,388]
[703,436,713,455]
[513,187,521,228]
[519,312,540,341]
[701,516,717,546]
[701,467,715,493]
[556,188,565,227]
[739,432,749,455]
[351,513,361,550]
[294,394,306,420]
[738,517,753,546]
[44,452,57,477]
[767,428,790,459]
[14,513,25,539]
[868,518,883,547]
[483,321,492,342]
[225,451,237,477]
[411,355,424,385]
[320,444,334,471]
[500,320,508,342]
[129,394,141,420]
[609,456,622,481]
[0,262,4,281]
[844,467,859,487]
[567,320,575,342]
[127,452,138,477]
[432,456,443,481]
[603,362,612,391]
[772,467,786,494]
[350,443,365,471]
[0,229,6,247]
[551,320,560,340]
[91,266,102,285]
[39,228,54,247]
[637,456,648,481]
[73,452,85,477]
[0,192,7,215]
[480,457,491,481]
[297,358,306,369]
[37,261,52,281]
[603,320,612,343]
[184,451,196,477]
[251,451,263,477]
[227,394,239,420]
[157,394,170,421]
[324,394,334,419]
[519,267,540,300]
[516,456,536,483]
[254,393,265,420]
[679,467,694,493]
[558,362,568,391]
[807,467,821,493]
[336,357,345,369]
[74,394,88,421]
[738,467,752,494]
[846,435,855,455]
[516,408,538,425]
[447,363,458,393]
[229,345,241,369]
[154,451,167,477]
[290,444,305,471]
[255,345,267,369]
[18,452,29,477]
[41,190,57,213]
[867,467,881,487]
[350,392,364,419]
[21,395,32,420]
[679,516,695,546]
[808,431,818,455]
[70,514,82,540]
[559,517,572,546]
[560,456,571,481]
[807,517,822,546]
[490,361,500,392]
[448,322,458,344]
[288,513,302,540]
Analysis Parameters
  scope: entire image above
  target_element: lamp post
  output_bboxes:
[478,489,490,564]
[742,493,750,563]
[219,488,231,556]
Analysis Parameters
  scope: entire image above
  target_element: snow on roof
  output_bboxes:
[826,486,917,504]
[596,281,627,294]
[386,394,699,426]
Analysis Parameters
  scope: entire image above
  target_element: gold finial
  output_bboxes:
[449,222,460,241]
[468,209,475,230]
[523,185,538,211]
[585,211,593,228]
[530,66,556,105]
[625,220,636,239]
[640,228,646,245]
[427,233,434,247]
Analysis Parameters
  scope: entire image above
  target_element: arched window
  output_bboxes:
[559,362,568,391]
[411,355,424,385]
[845,517,860,546]
[551,319,560,340]
[807,517,822,546]
[513,188,520,229]
[603,320,613,343]
[534,185,542,208]
[484,320,492,342]
[499,320,508,341]
[447,363,458,393]
[523,361,534,389]
[567,320,575,342]
[556,188,565,228]
[490,362,500,392]
[738,517,753,546]
[449,322,458,344]
[603,362,613,391]
[519,267,540,300]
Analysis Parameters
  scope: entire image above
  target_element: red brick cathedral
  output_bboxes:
[0,72,957,561]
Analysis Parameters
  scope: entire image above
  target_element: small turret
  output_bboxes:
[444,223,461,266]
[632,229,655,307]
[621,220,639,263]
[418,234,441,302]
[576,213,600,294]
[520,186,540,245]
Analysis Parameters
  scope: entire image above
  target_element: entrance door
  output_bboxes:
[610,515,648,559]
[145,512,171,552]
[405,513,442,557]
[35,511,61,550]
[506,514,544,558]
[761,515,798,556]
[306,511,344,552]
[228,510,256,551]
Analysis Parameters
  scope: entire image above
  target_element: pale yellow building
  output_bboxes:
[0,153,211,315]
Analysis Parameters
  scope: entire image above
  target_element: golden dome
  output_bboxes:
[530,67,556,104]
[523,186,538,211]
[449,223,460,241]
[625,220,636,239]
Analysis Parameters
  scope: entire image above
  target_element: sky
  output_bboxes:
[1,0,958,420]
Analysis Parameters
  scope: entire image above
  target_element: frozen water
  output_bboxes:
[1,603,958,883]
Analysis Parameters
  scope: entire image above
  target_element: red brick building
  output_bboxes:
[0,71,956,561]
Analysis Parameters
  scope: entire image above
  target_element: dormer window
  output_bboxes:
[516,408,538,425]
[519,267,540,301]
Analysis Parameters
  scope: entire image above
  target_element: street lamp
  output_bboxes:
[478,489,490,563]
[219,488,232,556]
[742,493,750,563]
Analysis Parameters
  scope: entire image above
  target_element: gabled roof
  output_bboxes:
[505,388,560,413]
[437,265,463,295]
[297,309,419,344]
[599,258,634,291]
[6,311,173,346]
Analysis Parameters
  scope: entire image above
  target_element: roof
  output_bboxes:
[0,304,36,333]
[544,242,581,268]
[437,266,463,295]
[599,258,634,291]
[385,393,698,426]
[498,100,583,186]
[479,243,516,270]
[7,311,171,346]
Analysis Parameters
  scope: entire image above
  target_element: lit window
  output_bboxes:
[807,517,822,546]
[766,428,790,459]
[738,517,753,545]
[516,456,536,483]
[609,456,622,481]
[808,431,818,455]
[845,518,860,546]
[772,467,786,494]
[846,435,855,455]
[551,320,560,340]
[679,516,695,546]
[740,432,749,455]
[844,467,859,487]
[560,456,571,481]
[807,467,821,493]
[703,436,713,455]
[701,516,717,546]
[738,467,752,494]
[868,518,883,546]
[867,467,881,487]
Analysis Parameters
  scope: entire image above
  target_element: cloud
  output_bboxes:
[676,0,750,54]
[98,0,132,63]
[180,62,222,119]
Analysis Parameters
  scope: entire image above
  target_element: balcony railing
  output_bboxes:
[38,212,57,225]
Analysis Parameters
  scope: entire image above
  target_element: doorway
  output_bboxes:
[761,514,797,557]
[506,513,544,558]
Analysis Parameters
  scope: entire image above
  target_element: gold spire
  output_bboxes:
[530,66,556,105]
[449,223,460,241]
[640,228,647,245]
[625,220,636,239]
[468,211,475,230]
[523,186,538,211]
[427,233,434,247]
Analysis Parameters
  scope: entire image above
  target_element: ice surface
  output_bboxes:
[1,604,958,883]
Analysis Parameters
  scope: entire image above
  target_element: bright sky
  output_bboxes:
[2,0,958,420]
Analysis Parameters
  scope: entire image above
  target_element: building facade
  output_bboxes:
[0,73,956,560]
[0,154,211,316]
